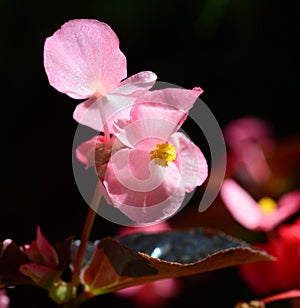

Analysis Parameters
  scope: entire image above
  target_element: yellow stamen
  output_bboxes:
[150,143,176,167]
[258,197,277,214]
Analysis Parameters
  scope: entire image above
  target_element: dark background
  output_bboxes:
[0,0,300,307]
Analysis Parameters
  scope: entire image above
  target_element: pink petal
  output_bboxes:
[76,135,105,168]
[73,94,131,132]
[104,148,185,224]
[117,221,170,236]
[73,71,157,132]
[113,116,178,150]
[220,179,263,230]
[132,87,202,130]
[134,87,203,115]
[169,132,208,192]
[113,71,157,95]
[44,19,126,99]
[262,289,300,304]
[261,190,300,231]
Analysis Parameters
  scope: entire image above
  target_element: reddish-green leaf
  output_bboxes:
[81,228,274,295]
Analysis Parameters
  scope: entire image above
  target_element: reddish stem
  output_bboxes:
[70,186,102,287]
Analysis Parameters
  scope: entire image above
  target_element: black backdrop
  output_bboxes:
[0,0,300,307]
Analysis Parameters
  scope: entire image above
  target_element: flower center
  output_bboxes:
[150,143,176,167]
[258,197,277,214]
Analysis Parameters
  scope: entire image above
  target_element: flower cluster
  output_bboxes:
[44,18,208,225]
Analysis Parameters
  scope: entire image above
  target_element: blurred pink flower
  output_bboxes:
[103,87,208,224]
[116,278,182,308]
[0,290,9,308]
[240,218,300,295]
[115,222,182,307]
[223,116,274,185]
[44,19,157,132]
[220,179,300,231]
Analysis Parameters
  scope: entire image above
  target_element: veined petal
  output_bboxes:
[132,87,202,124]
[113,117,178,150]
[170,132,208,192]
[44,19,127,99]
[73,93,136,132]
[75,135,106,168]
[113,71,157,95]
[220,179,263,230]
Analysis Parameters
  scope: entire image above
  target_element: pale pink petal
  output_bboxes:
[113,116,178,150]
[113,71,157,95]
[115,285,142,297]
[261,190,300,231]
[76,136,105,168]
[131,87,202,130]
[44,19,126,99]
[170,132,208,192]
[73,72,157,132]
[117,221,170,236]
[73,92,137,132]
[104,148,185,224]
[220,179,263,230]
[134,87,203,115]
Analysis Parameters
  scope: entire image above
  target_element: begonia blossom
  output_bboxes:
[239,218,300,295]
[220,179,300,231]
[223,116,274,185]
[103,87,208,224]
[44,19,157,132]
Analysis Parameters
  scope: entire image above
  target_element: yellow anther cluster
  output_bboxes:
[258,197,277,214]
[150,143,177,167]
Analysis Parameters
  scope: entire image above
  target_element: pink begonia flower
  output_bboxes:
[115,222,182,308]
[223,116,274,184]
[0,290,9,308]
[103,87,208,224]
[44,19,157,132]
[220,179,300,231]
[240,218,300,295]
